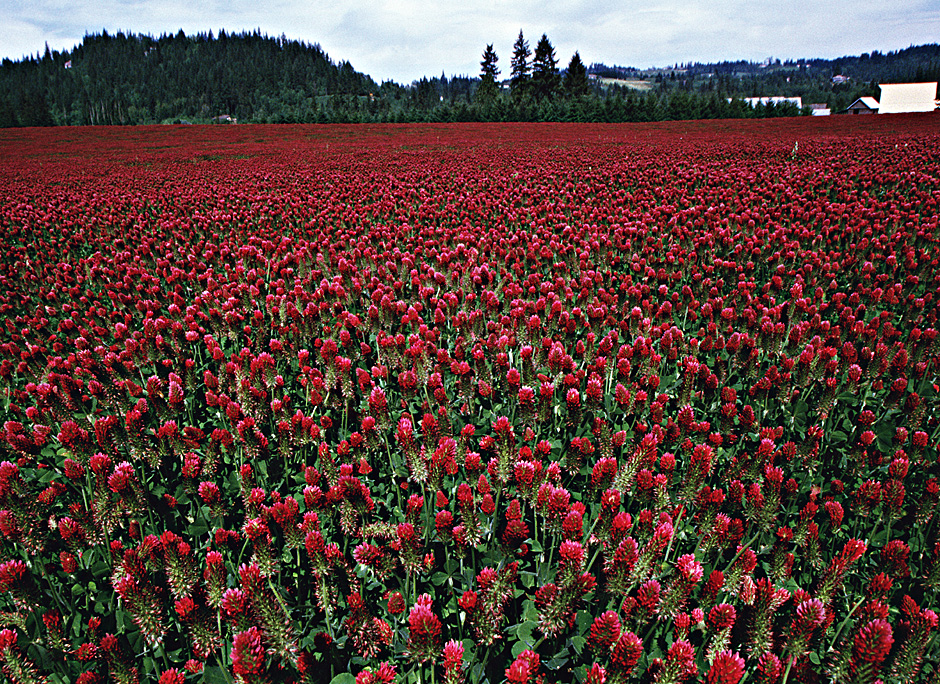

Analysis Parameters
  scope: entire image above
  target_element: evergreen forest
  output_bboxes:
[1,29,938,126]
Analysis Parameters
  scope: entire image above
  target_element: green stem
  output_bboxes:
[215,612,232,683]
[235,536,251,570]
[828,595,866,652]
[489,488,502,543]
[38,556,68,618]
[868,517,881,548]
[582,511,602,547]
[587,532,605,568]
[545,534,557,583]
[402,569,412,608]
[534,509,541,578]
[473,645,491,684]
[320,578,335,639]
[642,617,660,646]
[423,483,434,543]
[448,577,464,643]
[780,655,795,684]
[267,578,293,625]
[722,531,761,576]
[214,638,235,684]
[661,506,685,569]
[155,643,172,674]
[385,437,402,512]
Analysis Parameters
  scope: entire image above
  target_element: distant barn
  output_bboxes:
[844,97,879,115]
[877,82,938,114]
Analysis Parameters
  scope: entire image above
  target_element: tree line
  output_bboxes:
[0,30,935,126]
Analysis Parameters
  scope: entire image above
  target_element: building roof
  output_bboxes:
[846,97,879,111]
[878,82,938,114]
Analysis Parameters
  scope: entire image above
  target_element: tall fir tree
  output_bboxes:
[476,44,500,104]
[563,51,590,98]
[510,30,531,101]
[532,33,560,101]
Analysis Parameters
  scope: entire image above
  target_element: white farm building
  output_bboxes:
[877,82,938,114]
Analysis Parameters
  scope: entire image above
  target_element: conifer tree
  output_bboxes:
[563,51,590,98]
[476,44,500,104]
[510,30,531,101]
[532,34,560,101]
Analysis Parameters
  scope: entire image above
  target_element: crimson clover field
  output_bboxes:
[0,116,939,684]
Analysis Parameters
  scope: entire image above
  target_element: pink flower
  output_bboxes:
[707,604,736,632]
[443,639,464,669]
[588,611,621,654]
[754,653,782,684]
[558,540,585,582]
[584,662,607,684]
[609,631,643,676]
[158,669,186,684]
[231,626,266,675]
[676,554,704,583]
[407,594,442,663]
[850,618,893,676]
[506,650,540,684]
[706,651,745,684]
[658,640,697,682]
[386,591,405,615]
[356,663,397,684]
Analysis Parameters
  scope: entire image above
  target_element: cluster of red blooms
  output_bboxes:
[0,118,938,681]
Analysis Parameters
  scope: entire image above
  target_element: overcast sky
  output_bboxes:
[3,0,939,83]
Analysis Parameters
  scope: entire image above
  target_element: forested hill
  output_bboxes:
[592,44,940,84]
[1,29,938,126]
[0,30,380,126]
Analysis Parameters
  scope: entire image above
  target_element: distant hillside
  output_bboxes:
[0,29,380,125]
[1,31,937,126]
[591,43,940,82]
[588,44,940,111]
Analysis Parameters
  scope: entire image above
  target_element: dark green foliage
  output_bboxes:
[531,34,560,101]
[1,30,936,126]
[476,44,500,105]
[510,30,532,102]
[0,97,16,127]
[563,52,590,99]
[0,29,379,125]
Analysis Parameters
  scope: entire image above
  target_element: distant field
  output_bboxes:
[593,76,655,91]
